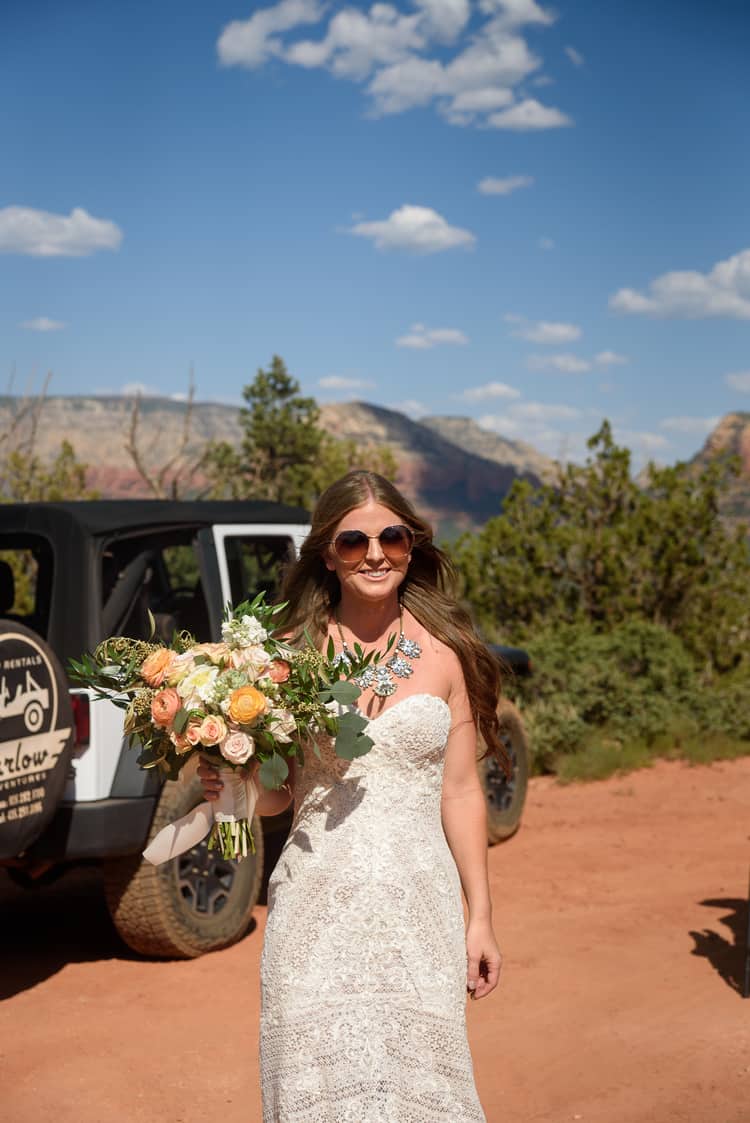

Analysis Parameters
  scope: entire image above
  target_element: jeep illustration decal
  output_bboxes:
[0,625,74,859]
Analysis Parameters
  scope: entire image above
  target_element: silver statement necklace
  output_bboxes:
[334,608,422,698]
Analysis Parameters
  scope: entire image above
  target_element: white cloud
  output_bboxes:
[217,0,325,68]
[508,317,581,344]
[391,398,429,417]
[0,205,122,257]
[349,204,475,254]
[287,5,424,79]
[487,98,572,130]
[451,87,514,113]
[616,429,670,453]
[396,323,469,348]
[478,397,587,461]
[594,350,628,366]
[659,416,720,435]
[511,401,581,421]
[610,247,750,320]
[367,32,540,120]
[120,382,159,397]
[478,0,554,29]
[218,0,568,130]
[565,45,584,66]
[415,0,471,41]
[477,174,533,195]
[725,370,750,392]
[461,380,521,401]
[319,375,375,390]
[20,316,65,332]
[527,353,592,373]
[538,236,555,250]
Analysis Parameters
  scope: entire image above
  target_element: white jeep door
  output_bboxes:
[208,523,310,615]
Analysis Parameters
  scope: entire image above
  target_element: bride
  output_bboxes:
[199,470,505,1122]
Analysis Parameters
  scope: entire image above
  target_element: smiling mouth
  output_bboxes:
[360,569,390,578]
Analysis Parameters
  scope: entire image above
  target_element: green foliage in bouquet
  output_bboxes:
[69,591,392,788]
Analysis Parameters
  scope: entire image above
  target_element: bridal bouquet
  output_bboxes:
[69,594,377,863]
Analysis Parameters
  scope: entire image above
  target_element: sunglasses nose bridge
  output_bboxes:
[364,532,386,562]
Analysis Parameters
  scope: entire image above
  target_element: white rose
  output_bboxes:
[176,665,219,703]
[229,644,270,678]
[220,730,255,765]
[268,708,297,744]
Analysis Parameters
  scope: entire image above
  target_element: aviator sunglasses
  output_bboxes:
[329,524,414,564]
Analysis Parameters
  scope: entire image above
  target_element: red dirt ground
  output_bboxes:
[2,757,749,1123]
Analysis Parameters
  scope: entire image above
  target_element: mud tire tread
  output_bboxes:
[103,777,263,959]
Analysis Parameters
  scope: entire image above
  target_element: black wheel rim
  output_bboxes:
[175,838,240,917]
[484,733,518,814]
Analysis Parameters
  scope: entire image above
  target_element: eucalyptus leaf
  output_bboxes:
[328,680,360,705]
[334,728,374,760]
[337,709,369,736]
[173,708,189,734]
[259,752,289,790]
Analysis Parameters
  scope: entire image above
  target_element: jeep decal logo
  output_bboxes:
[0,626,74,858]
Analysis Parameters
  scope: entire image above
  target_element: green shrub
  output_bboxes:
[505,619,750,777]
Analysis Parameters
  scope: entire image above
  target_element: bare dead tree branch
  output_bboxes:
[123,367,209,499]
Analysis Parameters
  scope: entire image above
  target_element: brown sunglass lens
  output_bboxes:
[379,525,413,557]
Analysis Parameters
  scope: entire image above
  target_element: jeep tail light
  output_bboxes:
[70,693,90,747]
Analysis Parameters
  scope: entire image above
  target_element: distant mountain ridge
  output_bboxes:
[690,410,750,528]
[0,394,553,536]
[3,395,748,535]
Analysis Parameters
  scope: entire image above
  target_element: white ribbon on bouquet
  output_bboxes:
[143,764,258,866]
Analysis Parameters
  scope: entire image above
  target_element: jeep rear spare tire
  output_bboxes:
[479,698,530,845]
[103,776,263,958]
[0,621,74,860]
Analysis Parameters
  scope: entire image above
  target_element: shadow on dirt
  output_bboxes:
[689,896,749,997]
[1,831,289,1001]
[0,865,134,1000]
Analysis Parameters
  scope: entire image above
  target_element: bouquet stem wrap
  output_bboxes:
[143,767,258,865]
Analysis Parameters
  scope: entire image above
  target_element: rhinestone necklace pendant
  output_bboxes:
[397,634,421,660]
[372,666,397,697]
[387,653,413,679]
[335,607,419,699]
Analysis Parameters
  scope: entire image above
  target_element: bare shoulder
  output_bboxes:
[407,615,465,701]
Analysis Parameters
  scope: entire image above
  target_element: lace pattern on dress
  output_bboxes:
[260,694,486,1123]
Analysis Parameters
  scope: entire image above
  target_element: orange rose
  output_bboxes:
[267,659,291,684]
[227,684,268,726]
[141,647,177,687]
[151,687,181,728]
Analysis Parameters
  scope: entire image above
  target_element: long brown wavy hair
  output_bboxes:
[277,470,509,770]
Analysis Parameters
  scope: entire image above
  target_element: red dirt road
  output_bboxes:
[2,758,749,1123]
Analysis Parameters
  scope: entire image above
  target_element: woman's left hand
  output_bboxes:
[466,918,502,1000]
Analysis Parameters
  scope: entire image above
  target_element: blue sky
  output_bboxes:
[3,0,749,467]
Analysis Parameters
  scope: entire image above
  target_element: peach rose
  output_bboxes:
[220,730,254,765]
[198,714,227,746]
[151,687,181,728]
[267,659,291,684]
[185,722,203,746]
[169,730,192,755]
[141,647,177,688]
[192,642,229,666]
[166,651,196,686]
[227,684,268,726]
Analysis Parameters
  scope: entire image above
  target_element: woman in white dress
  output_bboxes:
[200,471,505,1122]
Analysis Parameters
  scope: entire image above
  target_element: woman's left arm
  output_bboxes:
[441,665,502,1000]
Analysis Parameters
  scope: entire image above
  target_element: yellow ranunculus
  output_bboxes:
[227,684,268,726]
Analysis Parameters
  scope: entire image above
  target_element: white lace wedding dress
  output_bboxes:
[260,692,486,1122]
